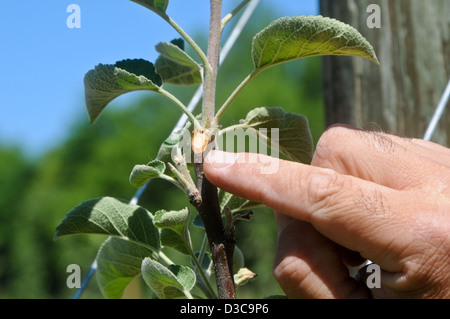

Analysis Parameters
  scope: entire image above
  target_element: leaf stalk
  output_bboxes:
[158,88,202,129]
[213,70,259,125]
[159,13,212,75]
[221,0,253,30]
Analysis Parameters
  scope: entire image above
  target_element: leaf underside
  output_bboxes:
[84,59,162,124]
[54,197,160,252]
[129,160,166,188]
[141,258,195,299]
[130,0,169,15]
[155,208,191,255]
[155,39,202,85]
[96,237,153,299]
[252,15,380,72]
[219,190,262,214]
[154,208,190,231]
[237,107,314,164]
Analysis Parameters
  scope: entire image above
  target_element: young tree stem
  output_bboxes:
[202,0,223,127]
[193,0,236,300]
[194,160,236,299]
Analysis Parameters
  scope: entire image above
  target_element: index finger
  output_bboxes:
[204,150,409,271]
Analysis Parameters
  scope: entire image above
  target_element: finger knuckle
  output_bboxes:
[273,255,309,289]
[306,168,346,213]
[313,126,347,167]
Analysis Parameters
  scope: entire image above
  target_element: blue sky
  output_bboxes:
[0,1,318,157]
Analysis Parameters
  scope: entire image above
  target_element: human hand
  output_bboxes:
[203,126,450,299]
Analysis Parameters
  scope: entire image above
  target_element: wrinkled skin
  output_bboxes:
[204,125,450,299]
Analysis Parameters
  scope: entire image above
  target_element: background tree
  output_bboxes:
[321,0,449,144]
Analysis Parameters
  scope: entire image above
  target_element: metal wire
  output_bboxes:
[72,0,260,299]
[72,260,97,299]
[424,80,450,141]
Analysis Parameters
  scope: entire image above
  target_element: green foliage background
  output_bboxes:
[0,9,324,298]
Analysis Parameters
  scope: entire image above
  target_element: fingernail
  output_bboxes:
[205,150,238,169]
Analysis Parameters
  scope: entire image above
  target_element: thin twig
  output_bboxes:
[213,71,258,125]
[219,0,260,66]
[159,13,212,76]
[158,88,202,129]
[221,0,253,30]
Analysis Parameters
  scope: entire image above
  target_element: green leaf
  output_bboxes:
[234,107,314,164]
[156,114,200,167]
[141,258,196,299]
[156,39,196,68]
[157,131,183,165]
[155,208,191,255]
[84,59,162,123]
[219,190,262,214]
[160,228,190,255]
[130,0,169,15]
[130,160,166,188]
[252,15,379,73]
[155,39,203,85]
[154,208,190,233]
[96,237,153,299]
[54,197,160,252]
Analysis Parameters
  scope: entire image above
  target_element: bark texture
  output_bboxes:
[320,0,449,144]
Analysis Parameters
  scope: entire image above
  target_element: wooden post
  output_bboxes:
[320,0,449,144]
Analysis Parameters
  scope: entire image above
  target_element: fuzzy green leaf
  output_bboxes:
[154,208,190,233]
[157,132,183,165]
[130,0,169,15]
[237,107,314,164]
[156,39,196,68]
[84,59,162,123]
[219,190,262,214]
[252,15,379,72]
[155,208,191,255]
[160,228,190,255]
[155,39,202,85]
[141,258,196,299]
[96,237,153,299]
[54,197,160,252]
[130,160,166,188]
